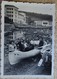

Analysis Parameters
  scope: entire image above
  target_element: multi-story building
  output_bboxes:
[5,5,19,23]
[18,11,26,25]
[5,5,26,24]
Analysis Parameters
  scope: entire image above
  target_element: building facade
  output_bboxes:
[5,5,26,24]
[5,5,18,23]
[18,12,26,25]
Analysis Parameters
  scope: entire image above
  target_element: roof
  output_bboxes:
[5,5,19,9]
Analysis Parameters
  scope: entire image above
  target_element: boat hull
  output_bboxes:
[9,49,40,65]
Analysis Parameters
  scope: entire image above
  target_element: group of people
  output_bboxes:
[16,39,34,52]
[9,37,52,68]
[9,37,45,52]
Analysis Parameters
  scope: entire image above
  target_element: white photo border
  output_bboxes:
[1,1,55,78]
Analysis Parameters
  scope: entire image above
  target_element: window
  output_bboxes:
[11,8,13,10]
[12,15,13,17]
[7,14,13,17]
[42,21,49,26]
[6,8,13,10]
[12,11,13,13]
[11,19,13,22]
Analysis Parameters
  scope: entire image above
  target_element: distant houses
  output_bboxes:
[4,4,52,43]
[5,4,52,28]
[25,12,52,27]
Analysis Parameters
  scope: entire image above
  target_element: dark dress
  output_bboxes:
[38,40,44,47]
[17,41,34,52]
[17,41,24,51]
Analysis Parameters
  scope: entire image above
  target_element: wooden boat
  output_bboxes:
[8,48,40,65]
[8,40,51,65]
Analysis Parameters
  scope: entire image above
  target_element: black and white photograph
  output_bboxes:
[0,1,1,75]
[1,1,55,77]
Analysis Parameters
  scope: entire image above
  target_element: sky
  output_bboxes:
[3,1,55,15]
[16,2,55,15]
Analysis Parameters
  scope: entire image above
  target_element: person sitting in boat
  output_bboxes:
[16,39,34,52]
[23,39,34,51]
[9,41,16,52]
[38,38,44,47]
[17,39,25,51]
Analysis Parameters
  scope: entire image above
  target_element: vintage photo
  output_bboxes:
[0,1,1,75]
[1,1,55,76]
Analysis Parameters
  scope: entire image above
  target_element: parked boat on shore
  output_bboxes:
[9,48,40,65]
[8,38,51,65]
